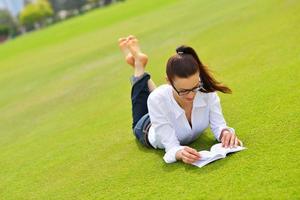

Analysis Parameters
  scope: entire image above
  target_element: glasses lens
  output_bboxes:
[192,87,200,92]
[179,88,199,96]
[179,90,189,96]
[176,81,203,96]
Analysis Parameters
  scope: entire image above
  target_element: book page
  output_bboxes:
[192,153,224,168]
[192,143,247,168]
[210,143,227,157]
[211,143,246,155]
[198,150,215,160]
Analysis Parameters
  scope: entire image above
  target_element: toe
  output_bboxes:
[118,37,127,43]
[127,35,136,40]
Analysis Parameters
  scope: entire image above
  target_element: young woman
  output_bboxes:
[118,35,243,165]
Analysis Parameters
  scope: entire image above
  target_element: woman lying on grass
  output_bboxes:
[118,35,243,164]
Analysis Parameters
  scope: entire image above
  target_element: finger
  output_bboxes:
[224,134,231,148]
[238,139,243,147]
[184,151,201,161]
[182,157,194,164]
[221,135,225,147]
[229,134,236,148]
[183,148,200,160]
[185,147,200,158]
[234,137,238,147]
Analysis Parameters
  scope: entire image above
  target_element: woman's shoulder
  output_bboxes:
[200,91,218,97]
[199,91,221,104]
[148,84,172,103]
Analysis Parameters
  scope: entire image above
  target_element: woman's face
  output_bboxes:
[170,72,200,103]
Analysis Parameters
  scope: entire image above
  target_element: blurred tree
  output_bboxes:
[48,0,61,13]
[63,0,87,11]
[103,0,112,5]
[0,9,18,37]
[0,24,9,36]
[48,0,87,13]
[19,0,54,30]
[48,0,125,16]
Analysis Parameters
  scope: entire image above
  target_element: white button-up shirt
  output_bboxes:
[147,84,235,163]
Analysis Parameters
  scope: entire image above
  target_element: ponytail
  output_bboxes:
[167,45,232,94]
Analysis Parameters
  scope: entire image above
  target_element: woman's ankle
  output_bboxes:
[134,72,145,78]
[134,66,145,77]
[130,72,149,86]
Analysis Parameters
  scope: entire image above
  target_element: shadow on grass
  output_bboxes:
[134,131,231,173]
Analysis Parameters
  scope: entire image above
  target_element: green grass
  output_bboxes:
[0,0,299,199]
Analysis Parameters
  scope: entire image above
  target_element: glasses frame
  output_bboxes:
[171,78,205,96]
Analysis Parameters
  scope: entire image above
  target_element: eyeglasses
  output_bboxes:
[171,78,205,96]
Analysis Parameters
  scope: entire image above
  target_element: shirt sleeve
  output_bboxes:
[209,92,235,142]
[147,94,184,163]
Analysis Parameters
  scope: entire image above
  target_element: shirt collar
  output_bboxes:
[193,91,207,107]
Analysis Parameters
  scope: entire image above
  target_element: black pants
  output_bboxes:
[131,72,154,148]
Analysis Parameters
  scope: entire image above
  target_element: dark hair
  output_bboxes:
[166,45,232,94]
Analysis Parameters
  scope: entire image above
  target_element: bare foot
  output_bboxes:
[127,36,148,67]
[118,37,134,67]
[118,37,130,56]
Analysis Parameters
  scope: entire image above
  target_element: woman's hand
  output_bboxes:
[219,129,243,148]
[176,146,201,164]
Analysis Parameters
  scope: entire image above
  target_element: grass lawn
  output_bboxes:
[0,0,299,199]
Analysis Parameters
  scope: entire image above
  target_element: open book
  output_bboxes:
[192,143,247,168]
